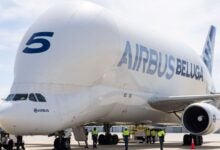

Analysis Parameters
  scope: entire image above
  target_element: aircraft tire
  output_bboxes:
[183,134,187,145]
[54,138,70,150]
[196,135,203,146]
[7,139,13,150]
[183,134,191,145]
[191,135,203,146]
[98,134,118,145]
[192,135,199,146]
[194,135,200,146]
[105,134,113,145]
[54,138,61,150]
[112,134,119,145]
[61,138,71,150]
[199,136,203,145]
[98,134,105,145]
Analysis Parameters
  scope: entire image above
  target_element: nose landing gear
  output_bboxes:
[0,130,18,150]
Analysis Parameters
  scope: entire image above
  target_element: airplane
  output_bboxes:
[0,0,220,149]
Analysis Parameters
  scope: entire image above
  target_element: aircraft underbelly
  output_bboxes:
[99,102,179,124]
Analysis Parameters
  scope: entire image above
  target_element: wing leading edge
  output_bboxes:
[148,94,220,113]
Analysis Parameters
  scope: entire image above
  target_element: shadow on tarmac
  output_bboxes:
[25,142,220,150]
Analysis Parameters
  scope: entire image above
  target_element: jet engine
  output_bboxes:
[182,103,220,135]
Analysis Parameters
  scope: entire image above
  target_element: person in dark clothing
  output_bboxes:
[85,128,89,148]
[16,136,25,150]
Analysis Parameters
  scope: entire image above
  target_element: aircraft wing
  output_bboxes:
[148,94,220,113]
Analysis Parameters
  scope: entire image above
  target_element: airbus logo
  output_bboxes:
[34,108,49,113]
[118,41,204,81]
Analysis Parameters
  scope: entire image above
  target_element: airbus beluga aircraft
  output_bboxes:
[0,0,220,149]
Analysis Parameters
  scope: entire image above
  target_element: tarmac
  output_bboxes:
[23,133,220,150]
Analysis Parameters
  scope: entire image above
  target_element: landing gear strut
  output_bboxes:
[53,129,71,150]
[183,134,203,146]
[98,123,119,145]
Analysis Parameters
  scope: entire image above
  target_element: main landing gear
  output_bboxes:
[183,134,203,146]
[53,129,72,150]
[0,131,15,150]
[54,137,70,150]
[98,123,119,145]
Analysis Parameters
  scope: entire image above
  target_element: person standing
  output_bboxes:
[145,128,151,144]
[151,129,156,144]
[92,127,99,148]
[158,129,165,150]
[85,128,89,148]
[122,128,130,150]
[16,135,25,150]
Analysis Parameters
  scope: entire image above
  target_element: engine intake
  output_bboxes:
[182,103,220,135]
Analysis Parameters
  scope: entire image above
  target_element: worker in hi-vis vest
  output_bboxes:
[122,128,130,150]
[145,128,151,144]
[151,129,156,144]
[92,127,99,148]
[158,129,165,150]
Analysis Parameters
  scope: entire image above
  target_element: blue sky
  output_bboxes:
[1,0,220,97]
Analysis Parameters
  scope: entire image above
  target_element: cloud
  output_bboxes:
[0,85,10,98]
[0,29,25,52]
[0,64,8,72]
[92,0,220,50]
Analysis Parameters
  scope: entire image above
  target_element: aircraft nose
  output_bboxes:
[0,102,16,130]
[0,101,13,117]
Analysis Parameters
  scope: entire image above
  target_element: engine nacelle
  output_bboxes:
[182,103,220,135]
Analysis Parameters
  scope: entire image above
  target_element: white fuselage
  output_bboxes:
[0,1,213,135]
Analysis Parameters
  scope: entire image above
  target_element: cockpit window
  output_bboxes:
[36,93,46,102]
[5,93,46,102]
[29,93,37,102]
[6,94,15,101]
[13,94,28,101]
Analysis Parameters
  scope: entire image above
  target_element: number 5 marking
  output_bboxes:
[23,32,54,54]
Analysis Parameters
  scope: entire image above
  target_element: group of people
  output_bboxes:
[123,128,165,150]
[84,127,165,150]
[84,127,99,149]
[146,128,165,150]
[145,128,156,144]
